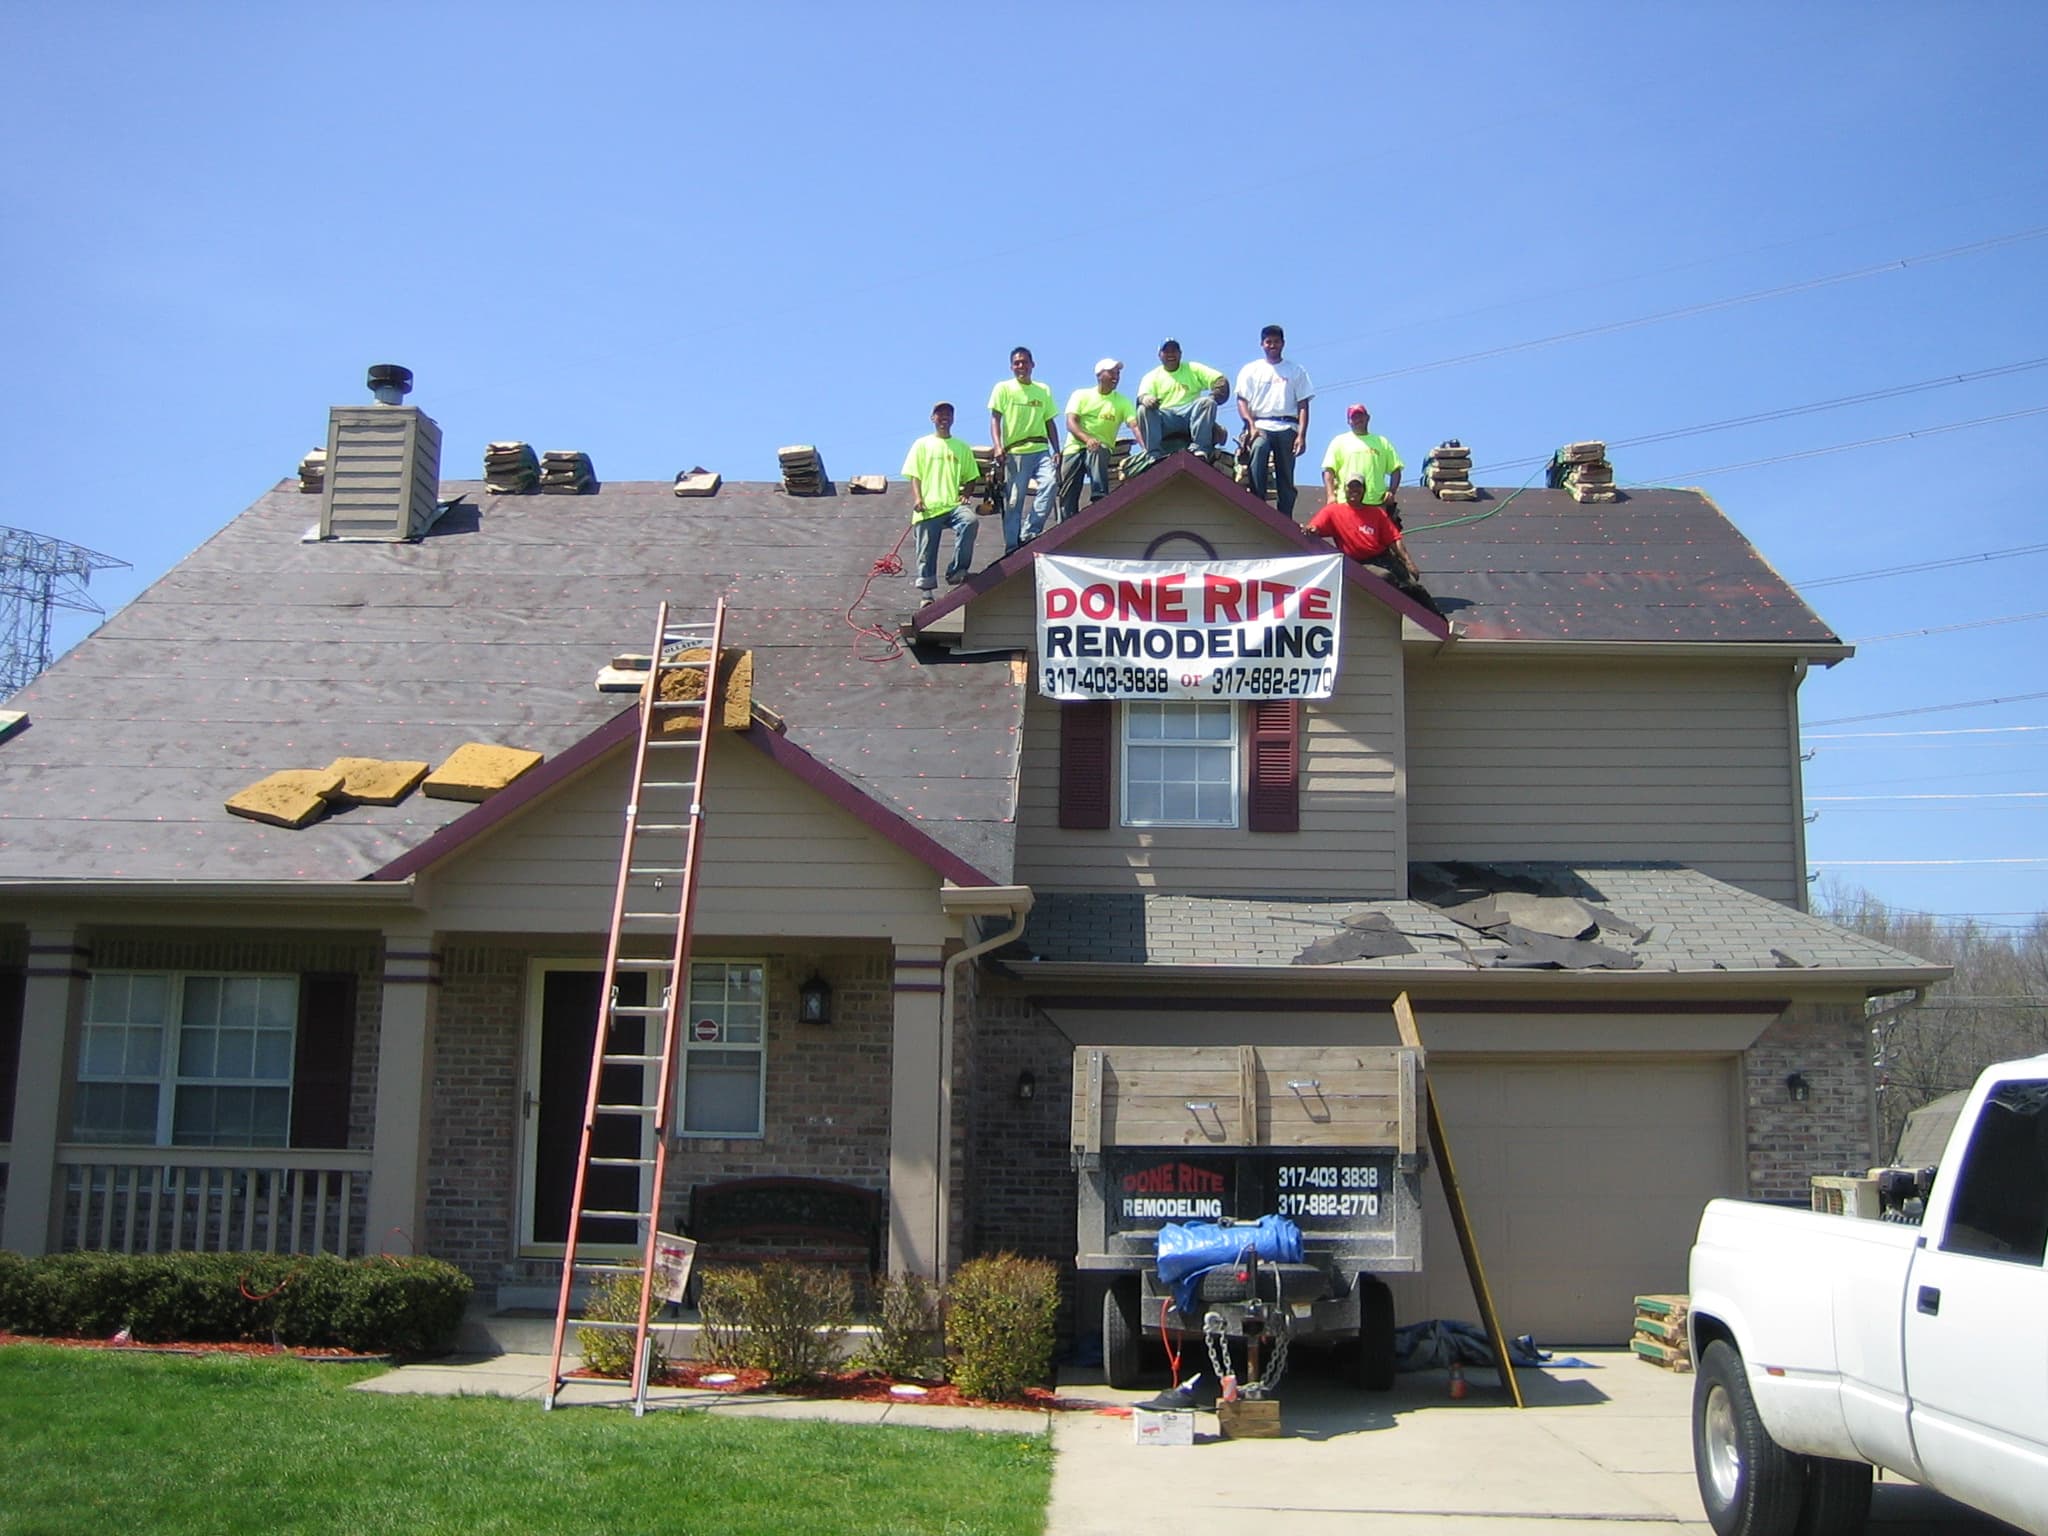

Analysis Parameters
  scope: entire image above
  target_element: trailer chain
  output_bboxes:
[1201,1304,1293,1397]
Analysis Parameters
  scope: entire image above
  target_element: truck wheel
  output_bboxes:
[1795,1456,1872,1536]
[1694,1339,1806,1536]
[1102,1279,1143,1390]
[1355,1275,1396,1391]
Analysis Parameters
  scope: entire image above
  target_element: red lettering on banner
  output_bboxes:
[1115,580,1154,620]
[1155,572,1188,622]
[1203,575,1244,622]
[1080,584,1115,619]
[1045,588,1077,619]
[1299,585,1332,619]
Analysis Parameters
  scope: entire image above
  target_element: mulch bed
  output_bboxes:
[0,1330,391,1364]
[569,1358,1102,1413]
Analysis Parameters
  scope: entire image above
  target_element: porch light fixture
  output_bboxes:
[1015,1069,1036,1103]
[1785,1072,1811,1103]
[798,972,833,1027]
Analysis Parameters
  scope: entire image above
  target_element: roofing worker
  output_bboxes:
[1321,403,1403,513]
[1235,324,1314,518]
[901,402,985,604]
[1307,475,1443,617]
[1057,359,1137,525]
[1134,339,1230,467]
[987,346,1061,553]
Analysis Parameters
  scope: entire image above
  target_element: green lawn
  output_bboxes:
[0,1347,1051,1536]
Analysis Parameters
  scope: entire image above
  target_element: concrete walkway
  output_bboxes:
[354,1348,2012,1534]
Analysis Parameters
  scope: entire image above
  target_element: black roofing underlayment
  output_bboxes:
[0,474,1836,884]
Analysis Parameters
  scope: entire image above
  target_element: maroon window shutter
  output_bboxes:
[1059,700,1114,829]
[291,972,358,1150]
[1247,700,1301,832]
[0,967,22,1144]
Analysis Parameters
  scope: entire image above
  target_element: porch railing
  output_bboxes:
[54,1146,372,1259]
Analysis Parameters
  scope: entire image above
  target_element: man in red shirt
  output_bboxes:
[1306,476,1443,616]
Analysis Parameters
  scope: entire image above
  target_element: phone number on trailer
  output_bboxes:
[1039,665,1338,698]
[1276,1191,1382,1218]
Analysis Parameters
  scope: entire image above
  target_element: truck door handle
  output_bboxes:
[1917,1285,1941,1316]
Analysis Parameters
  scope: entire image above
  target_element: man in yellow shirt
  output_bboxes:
[1134,338,1230,466]
[987,347,1062,552]
[1320,403,1404,509]
[901,402,984,603]
[1057,360,1136,524]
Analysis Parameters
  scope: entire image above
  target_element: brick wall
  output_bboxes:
[1744,1001,1876,1201]
[428,944,526,1278]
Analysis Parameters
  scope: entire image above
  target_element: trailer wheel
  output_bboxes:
[1694,1340,1805,1536]
[1355,1274,1396,1391]
[1102,1278,1143,1390]
[1796,1455,1871,1536]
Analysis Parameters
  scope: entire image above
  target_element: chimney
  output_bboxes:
[317,364,445,540]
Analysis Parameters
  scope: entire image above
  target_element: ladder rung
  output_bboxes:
[651,700,704,711]
[613,958,674,970]
[639,780,695,789]
[574,1261,646,1275]
[601,1053,665,1067]
[595,1103,658,1117]
[635,823,695,833]
[565,1316,649,1331]
[629,866,687,877]
[609,1004,668,1017]
[646,740,702,750]
[588,1155,657,1168]
[579,1208,650,1223]
[623,911,681,923]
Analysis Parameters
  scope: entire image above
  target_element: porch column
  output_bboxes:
[2,925,89,1256]
[886,942,946,1277]
[364,928,439,1255]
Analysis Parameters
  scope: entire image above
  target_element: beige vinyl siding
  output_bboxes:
[1406,655,1803,902]
[428,746,949,941]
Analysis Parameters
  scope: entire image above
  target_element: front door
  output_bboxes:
[520,964,649,1253]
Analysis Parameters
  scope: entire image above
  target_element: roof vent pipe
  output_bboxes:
[367,364,413,406]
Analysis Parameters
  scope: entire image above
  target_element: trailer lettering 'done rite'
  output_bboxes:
[1035,553,1345,701]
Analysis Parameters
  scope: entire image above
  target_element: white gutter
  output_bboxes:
[936,884,1033,1281]
[1406,637,1856,665]
[1003,959,1954,997]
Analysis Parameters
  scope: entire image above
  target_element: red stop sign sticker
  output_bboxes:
[692,1018,720,1042]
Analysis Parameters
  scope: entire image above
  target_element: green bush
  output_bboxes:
[0,1250,470,1355]
[696,1262,851,1386]
[858,1269,944,1381]
[574,1269,668,1379]
[945,1253,1060,1402]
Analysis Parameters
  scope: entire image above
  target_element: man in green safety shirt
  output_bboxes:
[901,402,984,604]
[987,346,1062,552]
[1058,359,1137,524]
[1321,403,1404,514]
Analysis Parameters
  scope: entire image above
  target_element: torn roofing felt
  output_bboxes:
[1016,863,1946,978]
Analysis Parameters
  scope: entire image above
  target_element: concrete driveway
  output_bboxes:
[1046,1350,2018,1535]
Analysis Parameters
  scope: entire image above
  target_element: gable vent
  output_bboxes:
[318,364,444,540]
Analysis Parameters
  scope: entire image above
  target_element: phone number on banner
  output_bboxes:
[1041,664,1337,700]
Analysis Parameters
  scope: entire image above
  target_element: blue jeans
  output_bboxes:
[1138,394,1219,459]
[1057,446,1110,522]
[1003,447,1056,548]
[1248,425,1301,518]
[913,504,978,593]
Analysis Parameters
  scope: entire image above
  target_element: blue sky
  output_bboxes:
[4,2,2043,926]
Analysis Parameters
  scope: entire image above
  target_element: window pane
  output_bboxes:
[181,976,221,1028]
[1941,1080,2048,1265]
[73,1082,157,1143]
[219,979,260,1029]
[1161,783,1197,821]
[1127,704,1164,740]
[254,1028,293,1080]
[218,1028,257,1079]
[683,1050,761,1135]
[85,973,126,1022]
[255,978,295,1030]
[83,1025,125,1078]
[129,974,169,1023]
[1127,783,1163,822]
[1194,704,1233,740]
[251,1088,290,1143]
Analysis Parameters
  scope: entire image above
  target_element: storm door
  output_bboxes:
[520,964,651,1253]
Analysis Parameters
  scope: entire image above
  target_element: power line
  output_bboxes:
[1806,725,2048,740]
[1808,857,2048,866]
[1852,609,2048,644]
[1472,358,2048,476]
[1797,542,2048,591]
[1644,404,2048,481]
[1805,692,2048,727]
[1316,226,2048,392]
[1808,792,2048,802]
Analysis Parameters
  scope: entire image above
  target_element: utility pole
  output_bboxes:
[0,525,129,697]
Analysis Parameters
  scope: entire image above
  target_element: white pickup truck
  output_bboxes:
[1687,1053,2048,1536]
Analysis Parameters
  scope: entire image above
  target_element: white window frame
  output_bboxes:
[1120,700,1240,828]
[74,971,297,1148]
[675,959,768,1140]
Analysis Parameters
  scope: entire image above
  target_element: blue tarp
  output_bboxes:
[1154,1216,1303,1313]
[1392,1318,1593,1371]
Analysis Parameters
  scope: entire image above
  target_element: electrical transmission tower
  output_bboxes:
[1,525,130,698]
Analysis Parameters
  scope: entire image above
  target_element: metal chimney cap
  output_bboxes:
[367,363,413,404]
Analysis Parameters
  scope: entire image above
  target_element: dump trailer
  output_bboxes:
[1072,1043,1425,1390]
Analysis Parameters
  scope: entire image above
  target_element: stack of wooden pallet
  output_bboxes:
[485,441,540,493]
[1424,441,1478,501]
[297,447,326,494]
[1631,1294,1691,1371]
[539,450,595,494]
[778,445,827,495]
[1555,441,1618,503]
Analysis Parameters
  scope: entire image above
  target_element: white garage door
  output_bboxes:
[1384,1057,1741,1345]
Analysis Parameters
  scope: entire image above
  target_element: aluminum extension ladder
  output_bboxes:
[545,599,729,1413]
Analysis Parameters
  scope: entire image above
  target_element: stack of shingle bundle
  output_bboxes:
[539,450,595,494]
[1555,441,1617,503]
[1630,1294,1691,1371]
[778,444,827,495]
[484,441,540,493]
[1423,441,1477,501]
[297,447,326,494]
[673,466,721,497]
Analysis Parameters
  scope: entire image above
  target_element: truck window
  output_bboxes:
[1939,1079,2048,1266]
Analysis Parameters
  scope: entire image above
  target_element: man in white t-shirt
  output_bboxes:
[1234,324,1314,519]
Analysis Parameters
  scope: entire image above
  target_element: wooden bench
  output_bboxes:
[680,1177,884,1299]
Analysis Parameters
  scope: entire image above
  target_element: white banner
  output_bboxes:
[1035,554,1344,701]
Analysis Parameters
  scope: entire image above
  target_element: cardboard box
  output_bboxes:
[1217,1397,1282,1439]
[1132,1408,1194,1447]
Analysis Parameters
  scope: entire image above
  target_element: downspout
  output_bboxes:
[1865,986,1930,1163]
[936,885,1034,1282]
[1788,658,1812,912]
